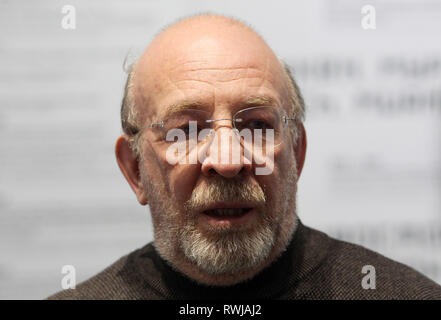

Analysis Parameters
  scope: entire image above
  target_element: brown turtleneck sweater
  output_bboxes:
[47,222,441,299]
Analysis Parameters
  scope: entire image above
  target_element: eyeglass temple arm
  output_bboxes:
[283,116,297,123]
[205,118,243,123]
[142,120,164,129]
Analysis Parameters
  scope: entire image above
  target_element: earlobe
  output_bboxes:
[293,123,307,178]
[115,135,148,205]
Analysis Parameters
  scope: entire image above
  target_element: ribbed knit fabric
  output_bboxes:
[47,221,441,300]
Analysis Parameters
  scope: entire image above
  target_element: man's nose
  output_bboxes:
[200,126,252,178]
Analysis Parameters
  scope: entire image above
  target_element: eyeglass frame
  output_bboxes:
[136,105,297,140]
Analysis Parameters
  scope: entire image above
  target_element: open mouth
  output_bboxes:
[203,208,253,218]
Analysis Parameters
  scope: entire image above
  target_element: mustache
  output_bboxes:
[185,176,266,212]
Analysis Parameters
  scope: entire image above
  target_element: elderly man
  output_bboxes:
[49,14,441,300]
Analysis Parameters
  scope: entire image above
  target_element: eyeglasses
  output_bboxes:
[136,106,296,149]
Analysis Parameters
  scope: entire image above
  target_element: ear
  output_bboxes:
[293,123,307,179]
[115,135,148,205]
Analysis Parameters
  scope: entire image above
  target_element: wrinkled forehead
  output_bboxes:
[133,22,289,120]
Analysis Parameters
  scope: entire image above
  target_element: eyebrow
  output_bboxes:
[163,101,207,118]
[242,95,277,107]
[163,95,278,118]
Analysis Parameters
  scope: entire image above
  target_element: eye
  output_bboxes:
[179,123,191,135]
[244,119,273,130]
[178,121,204,137]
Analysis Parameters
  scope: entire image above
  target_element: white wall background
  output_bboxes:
[0,0,440,299]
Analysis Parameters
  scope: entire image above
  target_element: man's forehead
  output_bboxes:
[166,53,273,81]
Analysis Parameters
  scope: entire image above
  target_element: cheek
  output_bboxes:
[168,164,201,204]
[257,146,297,202]
[139,140,173,196]
[148,142,201,204]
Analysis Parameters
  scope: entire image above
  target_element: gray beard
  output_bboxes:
[141,164,298,277]
[179,213,277,275]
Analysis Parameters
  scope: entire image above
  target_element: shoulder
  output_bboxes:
[299,225,441,299]
[46,243,161,300]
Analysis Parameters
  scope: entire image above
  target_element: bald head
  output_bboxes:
[121,14,304,143]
